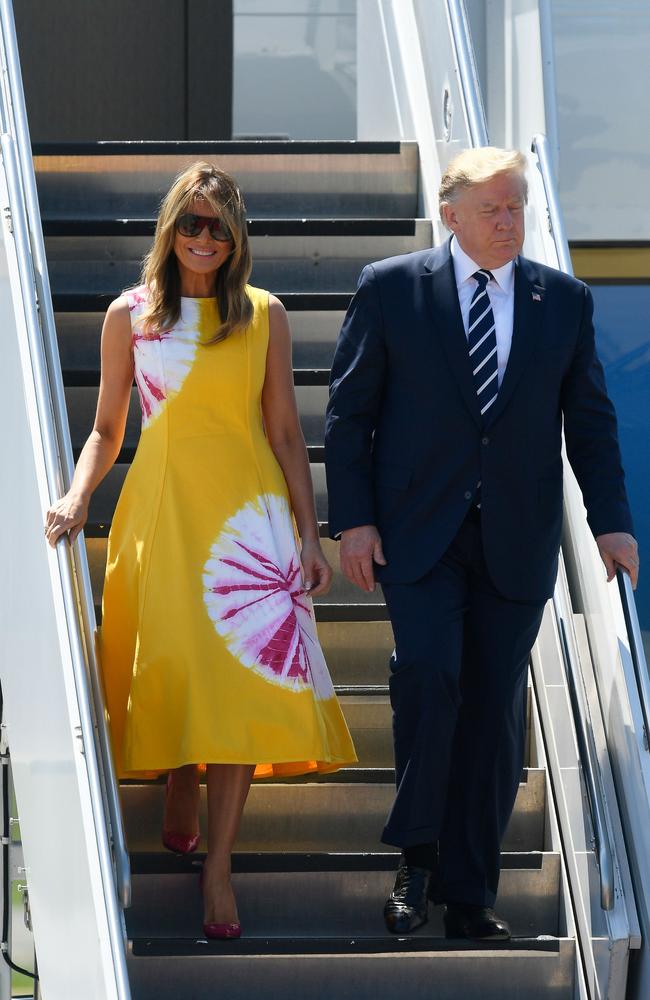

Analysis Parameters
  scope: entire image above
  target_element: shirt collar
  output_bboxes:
[450,236,515,294]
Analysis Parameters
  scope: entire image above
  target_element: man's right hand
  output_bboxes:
[340,525,387,592]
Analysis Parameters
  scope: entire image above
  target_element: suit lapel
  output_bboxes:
[422,246,482,428]
[485,256,544,427]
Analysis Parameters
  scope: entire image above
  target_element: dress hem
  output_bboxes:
[119,753,358,782]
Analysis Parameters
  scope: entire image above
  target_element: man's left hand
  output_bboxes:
[596,532,639,589]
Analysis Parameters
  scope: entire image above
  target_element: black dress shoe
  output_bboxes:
[383,864,432,934]
[443,903,511,941]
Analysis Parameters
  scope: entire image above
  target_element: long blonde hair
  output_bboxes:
[138,161,253,343]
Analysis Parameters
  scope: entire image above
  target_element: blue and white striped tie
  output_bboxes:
[468,269,498,422]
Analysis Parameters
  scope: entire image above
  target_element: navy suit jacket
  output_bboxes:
[324,240,633,602]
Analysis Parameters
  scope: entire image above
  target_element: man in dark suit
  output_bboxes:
[324,147,639,940]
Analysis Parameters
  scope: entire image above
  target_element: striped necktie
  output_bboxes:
[468,269,498,422]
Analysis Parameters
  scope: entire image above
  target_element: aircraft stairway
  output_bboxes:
[31,139,579,999]
[1,2,648,997]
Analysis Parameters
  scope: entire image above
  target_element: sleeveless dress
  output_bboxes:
[99,284,356,779]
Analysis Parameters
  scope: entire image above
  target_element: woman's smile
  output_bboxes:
[188,247,217,257]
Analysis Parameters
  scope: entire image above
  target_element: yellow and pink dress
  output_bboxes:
[99,284,356,779]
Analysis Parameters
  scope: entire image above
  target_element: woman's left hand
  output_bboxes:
[301,539,333,597]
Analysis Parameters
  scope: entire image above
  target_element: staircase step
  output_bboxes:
[44,257,371,296]
[66,382,330,451]
[34,140,419,219]
[63,368,331,389]
[307,621,394,687]
[87,464,330,535]
[94,587,392,683]
[66,382,330,454]
[120,769,546,854]
[44,219,431,296]
[126,937,575,1000]
[126,850,560,940]
[43,217,422,237]
[93,601,389,626]
[86,536,385,611]
[55,308,345,374]
[336,696,393,766]
[53,291,352,313]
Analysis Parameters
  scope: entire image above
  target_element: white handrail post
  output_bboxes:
[0,0,131,995]
[0,0,130,910]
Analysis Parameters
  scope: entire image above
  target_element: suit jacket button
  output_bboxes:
[464,491,472,501]
[482,436,489,445]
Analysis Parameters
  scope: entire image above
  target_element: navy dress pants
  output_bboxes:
[380,508,546,908]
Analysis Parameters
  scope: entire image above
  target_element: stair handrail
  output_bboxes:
[555,608,615,909]
[532,129,641,910]
[446,0,489,147]
[0,129,131,997]
[531,132,573,272]
[0,0,130,918]
[618,570,650,751]
[533,130,650,756]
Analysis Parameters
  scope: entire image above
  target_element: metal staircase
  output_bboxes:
[2,1,648,996]
[33,140,577,999]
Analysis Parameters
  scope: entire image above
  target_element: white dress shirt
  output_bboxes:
[450,236,515,388]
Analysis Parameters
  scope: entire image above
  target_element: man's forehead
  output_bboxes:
[467,175,526,203]
[477,191,525,205]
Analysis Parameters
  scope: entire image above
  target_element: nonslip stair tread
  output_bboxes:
[129,850,552,876]
[129,935,565,957]
[121,766,535,792]
[84,520,330,539]
[314,604,389,622]
[120,769,545,855]
[81,443,326,465]
[34,139,409,156]
[43,217,420,237]
[126,844,561,942]
[93,600,390,624]
[122,768,397,789]
[126,940,575,1000]
[63,368,331,387]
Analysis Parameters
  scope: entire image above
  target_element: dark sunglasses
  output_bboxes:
[175,213,232,242]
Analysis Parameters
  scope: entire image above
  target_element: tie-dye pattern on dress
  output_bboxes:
[99,285,356,779]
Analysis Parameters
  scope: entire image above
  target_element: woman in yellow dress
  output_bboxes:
[45,161,356,939]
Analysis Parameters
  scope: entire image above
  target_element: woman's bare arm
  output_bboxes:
[45,296,134,546]
[261,295,332,595]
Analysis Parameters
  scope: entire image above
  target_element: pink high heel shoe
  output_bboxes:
[162,772,200,855]
[199,868,242,940]
[202,921,241,940]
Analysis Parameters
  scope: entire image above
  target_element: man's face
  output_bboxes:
[441,170,526,269]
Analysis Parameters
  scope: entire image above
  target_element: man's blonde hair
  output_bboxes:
[438,147,527,216]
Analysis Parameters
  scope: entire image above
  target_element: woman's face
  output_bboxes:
[172,197,234,285]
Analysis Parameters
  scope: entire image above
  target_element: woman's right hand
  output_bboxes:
[44,492,89,548]
[43,295,133,550]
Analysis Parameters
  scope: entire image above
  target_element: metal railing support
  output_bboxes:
[533,130,650,759]
[618,571,650,752]
[446,0,489,147]
[532,129,650,912]
[0,0,130,911]
[556,611,615,909]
